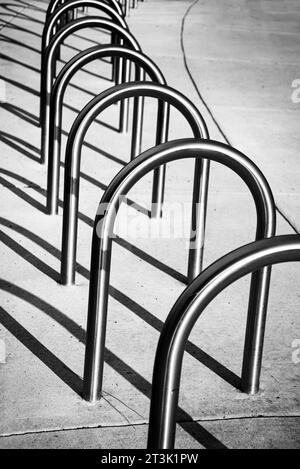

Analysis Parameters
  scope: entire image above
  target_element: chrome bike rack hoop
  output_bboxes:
[45,46,166,215]
[40,17,133,162]
[44,0,125,77]
[40,4,130,143]
[60,82,209,287]
[82,138,276,403]
[148,234,299,449]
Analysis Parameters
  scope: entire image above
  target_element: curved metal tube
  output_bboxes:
[40,18,137,162]
[40,2,127,121]
[61,82,209,287]
[46,46,166,215]
[46,0,124,20]
[47,0,66,35]
[148,234,299,449]
[42,0,127,52]
[45,0,125,74]
[82,138,276,403]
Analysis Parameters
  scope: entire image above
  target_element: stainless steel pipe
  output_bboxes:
[40,3,127,129]
[40,17,130,165]
[82,138,275,403]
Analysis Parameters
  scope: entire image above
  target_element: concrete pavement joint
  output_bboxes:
[180,0,299,236]
[180,0,232,146]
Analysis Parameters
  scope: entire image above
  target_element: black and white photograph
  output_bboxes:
[0,0,299,453]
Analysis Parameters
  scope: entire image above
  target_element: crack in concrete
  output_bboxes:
[101,394,133,426]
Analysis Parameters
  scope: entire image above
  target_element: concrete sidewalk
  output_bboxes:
[0,0,299,449]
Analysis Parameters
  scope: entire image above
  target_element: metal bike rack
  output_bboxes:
[41,0,127,59]
[82,138,276,404]
[46,0,69,34]
[45,46,166,215]
[60,82,209,287]
[40,4,130,143]
[42,0,127,81]
[147,234,299,449]
[40,17,133,164]
[45,0,124,21]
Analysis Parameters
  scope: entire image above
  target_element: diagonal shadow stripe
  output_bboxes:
[0,306,82,395]
[0,216,241,390]
[0,279,227,448]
